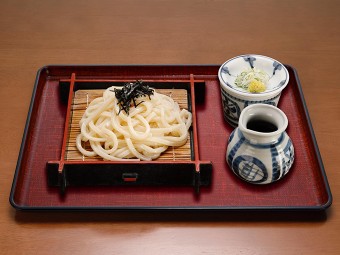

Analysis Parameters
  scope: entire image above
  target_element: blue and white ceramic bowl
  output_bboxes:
[218,54,289,127]
[226,104,294,184]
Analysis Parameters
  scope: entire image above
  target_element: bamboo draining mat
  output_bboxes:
[66,88,191,161]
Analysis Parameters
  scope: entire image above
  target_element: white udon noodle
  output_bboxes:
[76,86,192,161]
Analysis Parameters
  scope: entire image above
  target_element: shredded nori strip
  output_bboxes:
[112,80,154,115]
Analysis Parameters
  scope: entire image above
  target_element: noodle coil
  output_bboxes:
[76,86,192,161]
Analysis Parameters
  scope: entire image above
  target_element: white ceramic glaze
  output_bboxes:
[226,104,294,184]
[218,54,289,127]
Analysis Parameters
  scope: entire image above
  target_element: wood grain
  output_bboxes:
[1,0,340,255]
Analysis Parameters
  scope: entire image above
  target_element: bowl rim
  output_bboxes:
[218,54,289,99]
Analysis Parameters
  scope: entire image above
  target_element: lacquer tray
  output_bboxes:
[9,65,332,211]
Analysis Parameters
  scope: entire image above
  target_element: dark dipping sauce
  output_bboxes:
[246,119,278,133]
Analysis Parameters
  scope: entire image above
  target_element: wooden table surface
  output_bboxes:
[1,0,339,254]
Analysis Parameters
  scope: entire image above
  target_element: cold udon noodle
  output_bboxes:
[76,86,192,161]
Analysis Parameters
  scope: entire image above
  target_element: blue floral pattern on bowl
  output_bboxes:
[220,55,288,94]
[218,54,289,126]
[220,87,281,127]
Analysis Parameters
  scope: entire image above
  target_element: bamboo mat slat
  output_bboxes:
[66,89,192,161]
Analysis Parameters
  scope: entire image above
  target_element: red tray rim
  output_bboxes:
[9,64,332,212]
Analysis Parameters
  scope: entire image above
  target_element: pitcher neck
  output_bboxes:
[238,104,288,145]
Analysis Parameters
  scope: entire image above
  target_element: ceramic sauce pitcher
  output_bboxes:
[227,104,294,184]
